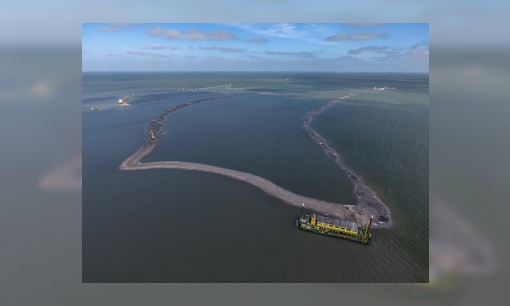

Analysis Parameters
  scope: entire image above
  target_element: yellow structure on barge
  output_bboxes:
[296,204,373,244]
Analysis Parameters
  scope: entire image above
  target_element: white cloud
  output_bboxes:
[249,55,267,60]
[325,33,389,41]
[219,47,245,52]
[372,47,429,63]
[199,46,245,52]
[348,46,389,54]
[199,46,218,50]
[405,48,429,57]
[297,51,313,57]
[409,39,429,49]
[98,23,136,33]
[208,30,239,40]
[146,28,184,39]
[265,50,289,55]
[265,50,315,57]
[146,28,239,40]
[127,50,152,55]
[333,56,364,63]
[127,50,173,57]
[233,23,310,39]
[206,55,245,63]
[245,38,268,43]
[143,44,166,50]
[186,29,209,40]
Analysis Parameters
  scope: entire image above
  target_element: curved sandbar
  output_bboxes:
[300,95,393,227]
[120,141,391,228]
[119,92,392,228]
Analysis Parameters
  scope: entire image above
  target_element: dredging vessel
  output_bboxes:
[296,204,373,244]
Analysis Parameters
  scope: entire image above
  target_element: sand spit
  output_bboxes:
[145,95,232,136]
[119,94,392,228]
[301,95,392,227]
[120,141,389,228]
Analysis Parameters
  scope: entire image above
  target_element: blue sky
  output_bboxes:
[82,23,428,72]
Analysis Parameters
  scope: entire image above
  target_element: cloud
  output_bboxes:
[325,33,389,41]
[404,48,429,58]
[333,56,364,63]
[99,23,135,33]
[199,46,245,52]
[127,50,153,56]
[245,38,268,43]
[199,46,218,50]
[219,47,245,52]
[265,50,315,57]
[146,28,184,39]
[372,47,429,63]
[409,39,429,50]
[343,42,429,64]
[344,23,389,28]
[146,28,239,40]
[348,46,390,55]
[235,24,350,46]
[348,44,429,61]
[206,55,245,63]
[186,29,209,40]
[208,30,239,40]
[233,23,309,39]
[346,43,428,64]
[297,51,314,57]
[265,50,289,55]
[248,55,267,60]
[127,50,173,57]
[143,44,166,50]
[169,46,182,50]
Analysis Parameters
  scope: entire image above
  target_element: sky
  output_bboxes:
[82,23,429,72]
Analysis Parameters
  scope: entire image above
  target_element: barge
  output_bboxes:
[296,204,373,244]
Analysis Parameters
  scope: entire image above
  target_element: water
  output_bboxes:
[83,72,428,282]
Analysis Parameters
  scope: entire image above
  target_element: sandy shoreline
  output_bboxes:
[119,94,392,228]
[300,95,393,227]
[120,142,392,229]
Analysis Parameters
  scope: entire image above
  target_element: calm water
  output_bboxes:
[82,72,428,282]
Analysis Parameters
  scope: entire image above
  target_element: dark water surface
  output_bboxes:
[83,72,428,282]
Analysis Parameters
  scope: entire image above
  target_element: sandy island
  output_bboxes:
[119,94,392,229]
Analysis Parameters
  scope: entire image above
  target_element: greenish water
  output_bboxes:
[83,72,428,282]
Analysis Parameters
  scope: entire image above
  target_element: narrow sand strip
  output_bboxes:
[119,94,392,228]
[120,140,391,228]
